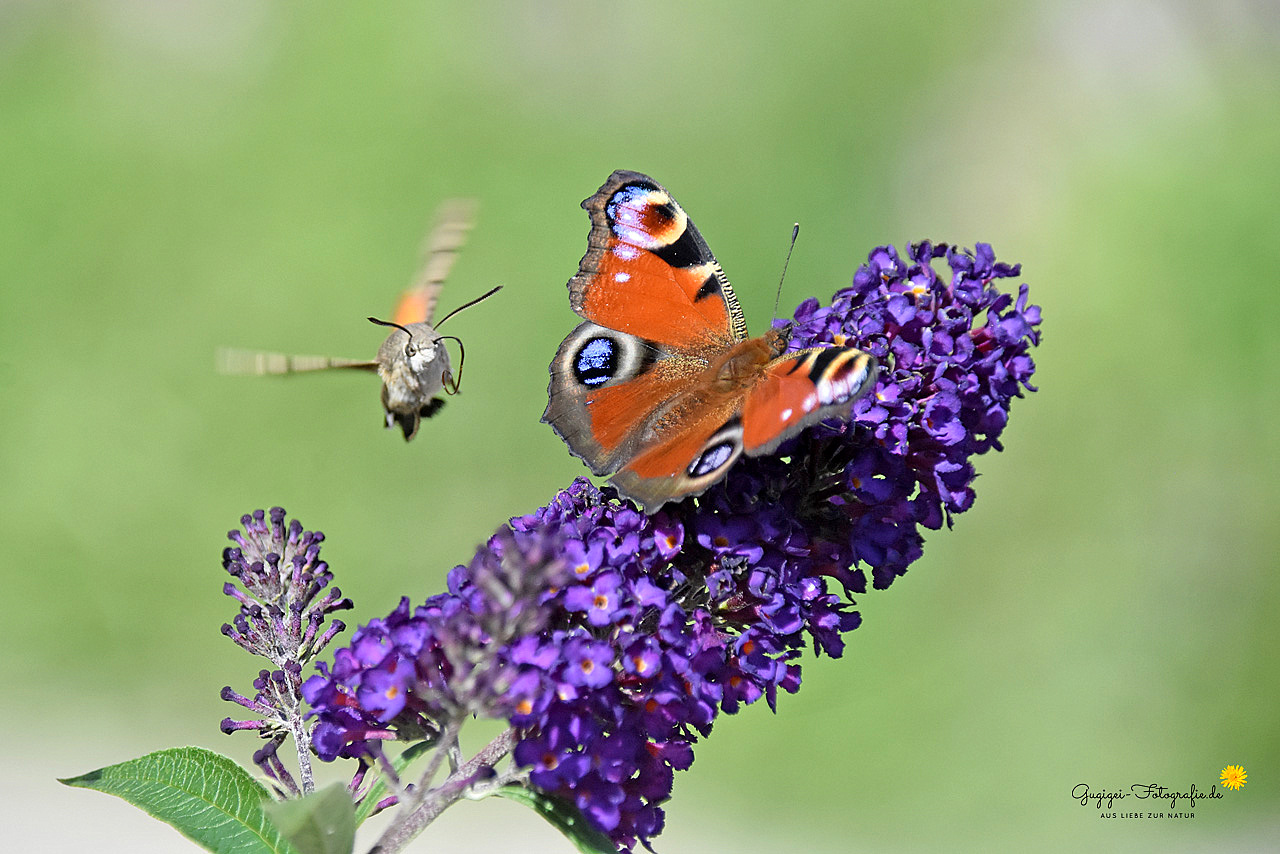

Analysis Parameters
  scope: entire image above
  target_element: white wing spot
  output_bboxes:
[614,272,631,283]
[780,407,793,421]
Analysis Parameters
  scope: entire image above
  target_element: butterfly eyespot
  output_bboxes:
[607,185,664,225]
[573,337,618,386]
[608,185,687,251]
[688,441,735,477]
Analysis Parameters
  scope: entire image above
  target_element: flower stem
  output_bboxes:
[367,727,518,854]
[288,713,314,795]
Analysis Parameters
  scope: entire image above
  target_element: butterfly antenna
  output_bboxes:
[435,285,503,329]
[433,335,466,393]
[773,223,800,320]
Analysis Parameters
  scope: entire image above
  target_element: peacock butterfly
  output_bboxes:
[543,170,878,512]
[218,200,501,440]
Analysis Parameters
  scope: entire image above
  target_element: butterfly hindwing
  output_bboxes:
[546,320,712,475]
[610,405,746,512]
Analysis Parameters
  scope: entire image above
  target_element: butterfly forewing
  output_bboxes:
[569,171,746,346]
[741,347,878,454]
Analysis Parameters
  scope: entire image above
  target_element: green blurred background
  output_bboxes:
[4,1,1276,851]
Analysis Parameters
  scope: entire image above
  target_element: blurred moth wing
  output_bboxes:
[215,350,377,375]
[391,198,477,328]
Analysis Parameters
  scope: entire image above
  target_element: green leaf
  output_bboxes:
[352,740,433,826]
[494,784,617,854]
[263,782,355,854]
[59,746,299,854]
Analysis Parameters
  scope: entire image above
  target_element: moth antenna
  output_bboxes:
[368,316,414,336]
[368,316,416,356]
[773,223,800,320]
[434,285,502,329]
[433,335,466,393]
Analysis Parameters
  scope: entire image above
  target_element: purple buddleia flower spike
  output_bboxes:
[220,507,352,794]
[302,242,1041,852]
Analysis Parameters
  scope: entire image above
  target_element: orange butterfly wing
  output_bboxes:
[609,397,745,510]
[546,172,746,480]
[546,321,709,475]
[544,171,878,512]
[608,339,877,511]
[568,171,746,346]
[741,346,878,454]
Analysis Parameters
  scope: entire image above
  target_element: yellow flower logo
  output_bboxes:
[1220,765,1247,791]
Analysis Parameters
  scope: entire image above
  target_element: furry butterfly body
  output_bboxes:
[543,170,878,512]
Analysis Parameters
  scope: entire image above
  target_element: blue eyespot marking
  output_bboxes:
[574,337,617,386]
[689,442,734,477]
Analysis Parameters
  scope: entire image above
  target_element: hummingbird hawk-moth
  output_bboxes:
[218,200,501,440]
